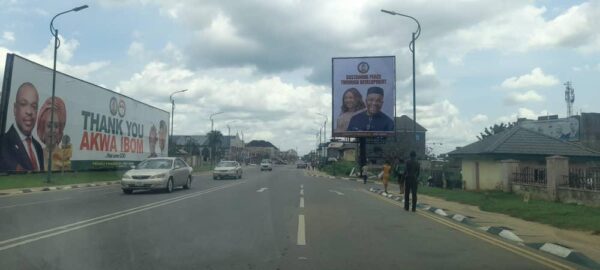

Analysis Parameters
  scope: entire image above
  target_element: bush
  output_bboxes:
[322,161,356,176]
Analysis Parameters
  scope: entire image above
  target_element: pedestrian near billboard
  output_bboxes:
[404,151,420,212]
[382,160,392,193]
[0,82,44,172]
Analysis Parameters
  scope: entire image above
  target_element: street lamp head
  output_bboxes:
[72,5,89,12]
[381,9,397,15]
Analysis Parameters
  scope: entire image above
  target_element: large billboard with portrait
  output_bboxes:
[332,56,396,137]
[0,54,170,172]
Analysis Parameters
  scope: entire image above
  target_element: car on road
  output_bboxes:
[296,161,308,169]
[260,159,273,171]
[121,157,193,194]
[213,161,243,180]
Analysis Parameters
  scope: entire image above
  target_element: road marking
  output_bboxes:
[297,215,306,245]
[329,190,344,196]
[300,189,304,195]
[360,190,574,270]
[0,182,243,252]
[0,197,72,210]
[300,197,304,208]
[257,187,268,192]
[300,184,303,189]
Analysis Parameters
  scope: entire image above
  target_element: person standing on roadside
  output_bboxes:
[382,160,392,194]
[394,158,406,194]
[361,160,369,184]
[404,151,420,212]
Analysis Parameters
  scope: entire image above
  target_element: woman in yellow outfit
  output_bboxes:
[382,160,392,194]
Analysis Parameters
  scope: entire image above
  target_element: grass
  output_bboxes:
[0,171,126,190]
[321,161,357,177]
[420,186,600,233]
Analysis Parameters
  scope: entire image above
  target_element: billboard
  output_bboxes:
[332,56,396,137]
[0,54,170,172]
[519,117,580,142]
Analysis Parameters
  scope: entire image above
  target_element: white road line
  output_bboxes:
[329,190,344,196]
[0,197,72,210]
[300,197,304,208]
[297,215,306,245]
[300,184,303,188]
[0,182,242,251]
[300,189,303,195]
[257,187,268,192]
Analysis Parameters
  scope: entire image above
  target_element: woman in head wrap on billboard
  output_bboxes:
[335,88,366,133]
[37,97,71,171]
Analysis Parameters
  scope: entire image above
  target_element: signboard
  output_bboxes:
[0,54,169,172]
[519,117,580,142]
[332,56,396,137]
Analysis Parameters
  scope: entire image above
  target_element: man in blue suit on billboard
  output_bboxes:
[0,82,44,172]
[347,86,394,132]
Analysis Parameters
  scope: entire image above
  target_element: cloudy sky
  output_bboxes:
[1,0,598,155]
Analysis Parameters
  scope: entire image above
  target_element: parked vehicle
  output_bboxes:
[213,161,243,180]
[121,157,193,194]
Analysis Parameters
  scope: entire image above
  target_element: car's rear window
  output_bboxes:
[218,161,237,167]
[137,159,173,169]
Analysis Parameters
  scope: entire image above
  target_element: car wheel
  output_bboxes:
[165,178,174,193]
[183,176,192,189]
[122,189,133,194]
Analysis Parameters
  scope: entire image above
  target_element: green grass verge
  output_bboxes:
[420,186,600,233]
[321,161,357,177]
[0,171,125,190]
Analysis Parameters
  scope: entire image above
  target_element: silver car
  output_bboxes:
[213,161,243,180]
[121,157,193,194]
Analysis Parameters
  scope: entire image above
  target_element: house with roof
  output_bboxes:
[448,126,600,191]
[367,115,427,162]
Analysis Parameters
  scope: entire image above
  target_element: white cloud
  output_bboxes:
[2,31,14,42]
[504,90,544,105]
[127,41,146,58]
[501,68,559,89]
[471,114,489,124]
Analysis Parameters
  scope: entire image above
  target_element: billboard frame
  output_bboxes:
[331,55,396,138]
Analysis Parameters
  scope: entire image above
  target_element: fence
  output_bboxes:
[564,167,600,191]
[513,166,547,186]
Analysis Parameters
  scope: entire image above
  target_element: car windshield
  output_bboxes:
[136,159,173,169]
[261,160,270,163]
[217,161,236,167]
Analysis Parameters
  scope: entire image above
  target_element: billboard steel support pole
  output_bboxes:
[47,5,88,183]
[169,89,188,155]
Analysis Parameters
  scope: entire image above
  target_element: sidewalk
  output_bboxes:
[308,169,600,265]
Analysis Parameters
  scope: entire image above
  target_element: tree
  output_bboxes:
[477,122,516,141]
[206,130,224,163]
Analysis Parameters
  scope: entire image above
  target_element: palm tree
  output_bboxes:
[207,130,224,164]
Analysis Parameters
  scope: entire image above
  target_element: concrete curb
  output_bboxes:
[527,243,600,269]
[0,181,122,196]
[478,226,524,243]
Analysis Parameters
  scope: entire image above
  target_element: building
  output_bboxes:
[171,134,244,161]
[245,140,279,163]
[366,115,427,162]
[328,142,357,161]
[448,126,600,191]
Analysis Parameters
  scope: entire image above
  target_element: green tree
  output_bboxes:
[207,130,224,163]
[477,122,516,141]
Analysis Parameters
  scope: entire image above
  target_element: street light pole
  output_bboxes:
[317,113,327,158]
[209,111,224,131]
[381,9,421,147]
[169,89,188,154]
[47,4,88,183]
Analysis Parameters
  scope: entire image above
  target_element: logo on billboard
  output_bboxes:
[118,99,126,118]
[357,62,369,74]
[109,97,118,116]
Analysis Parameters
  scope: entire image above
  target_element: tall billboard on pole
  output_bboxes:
[332,56,396,137]
[0,54,170,172]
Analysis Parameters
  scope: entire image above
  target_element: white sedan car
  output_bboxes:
[121,157,193,194]
[213,161,243,180]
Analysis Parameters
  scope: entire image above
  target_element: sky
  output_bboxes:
[1,0,599,155]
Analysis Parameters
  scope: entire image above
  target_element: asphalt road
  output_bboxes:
[0,165,574,269]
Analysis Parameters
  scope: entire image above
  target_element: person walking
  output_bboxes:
[394,158,406,194]
[404,151,420,212]
[382,160,392,194]
[362,160,369,184]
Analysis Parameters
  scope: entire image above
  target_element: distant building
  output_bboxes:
[448,126,600,191]
[246,140,279,163]
[366,115,427,162]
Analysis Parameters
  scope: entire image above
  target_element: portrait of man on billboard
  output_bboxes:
[0,82,44,171]
[347,86,394,132]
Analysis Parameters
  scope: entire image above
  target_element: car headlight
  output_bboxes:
[151,173,167,179]
[123,174,133,179]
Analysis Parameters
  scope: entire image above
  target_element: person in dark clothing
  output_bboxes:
[404,151,420,212]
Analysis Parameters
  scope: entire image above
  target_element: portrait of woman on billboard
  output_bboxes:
[37,96,72,171]
[148,125,158,158]
[335,87,366,133]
